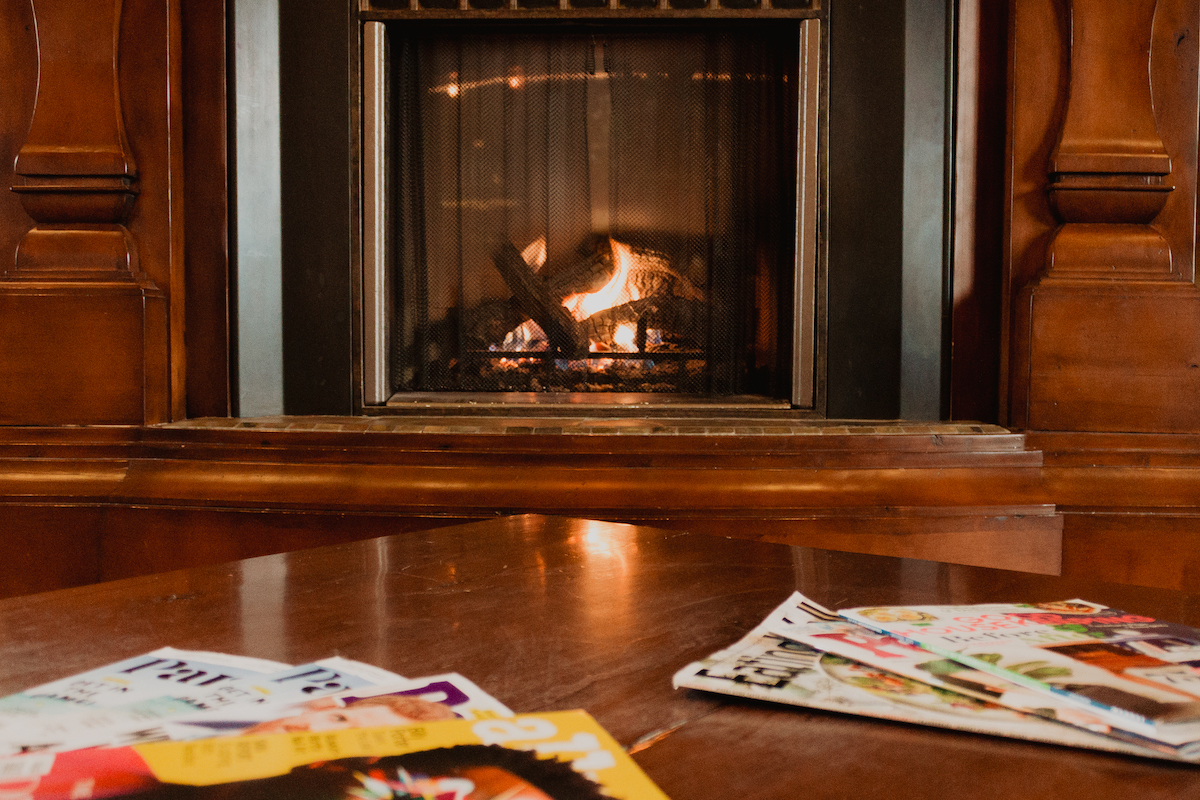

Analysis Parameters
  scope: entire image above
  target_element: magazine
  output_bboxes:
[147,673,514,744]
[674,594,1195,761]
[0,711,669,800]
[0,657,408,755]
[0,649,291,721]
[840,598,1200,747]
[766,592,1200,758]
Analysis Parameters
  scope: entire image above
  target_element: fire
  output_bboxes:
[521,236,547,270]
[561,238,642,322]
[490,236,688,374]
[490,318,547,366]
[611,323,637,352]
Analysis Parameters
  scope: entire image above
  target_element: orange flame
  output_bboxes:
[561,239,643,322]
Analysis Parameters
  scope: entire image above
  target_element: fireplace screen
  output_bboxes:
[367,22,817,404]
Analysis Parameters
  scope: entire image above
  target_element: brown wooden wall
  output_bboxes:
[1005,0,1200,433]
[1,0,1200,600]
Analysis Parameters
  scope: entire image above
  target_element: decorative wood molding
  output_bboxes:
[1043,0,1174,280]
[0,423,1061,596]
[1006,0,1200,432]
[10,0,141,280]
[0,0,173,425]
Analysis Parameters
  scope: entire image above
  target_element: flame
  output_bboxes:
[612,323,637,352]
[521,236,547,271]
[491,319,547,367]
[493,238,685,371]
[561,239,642,322]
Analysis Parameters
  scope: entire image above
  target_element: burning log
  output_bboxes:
[579,295,707,348]
[546,240,616,298]
[491,241,589,357]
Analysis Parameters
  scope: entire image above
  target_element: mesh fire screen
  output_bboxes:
[390,23,798,398]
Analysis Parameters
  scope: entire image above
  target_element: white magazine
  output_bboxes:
[149,672,514,744]
[0,648,289,721]
[0,656,404,755]
[840,598,1200,747]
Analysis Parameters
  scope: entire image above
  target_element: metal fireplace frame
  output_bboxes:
[357,0,826,414]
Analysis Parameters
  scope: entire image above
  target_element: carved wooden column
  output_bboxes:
[1007,0,1200,432]
[0,0,171,424]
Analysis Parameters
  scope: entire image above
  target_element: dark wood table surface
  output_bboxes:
[2,514,1198,799]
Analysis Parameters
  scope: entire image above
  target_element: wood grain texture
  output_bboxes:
[0,0,180,424]
[181,0,231,418]
[6,423,1200,594]
[0,515,1197,799]
[0,424,1063,595]
[1005,0,1200,432]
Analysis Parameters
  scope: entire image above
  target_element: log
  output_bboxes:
[579,296,707,348]
[491,241,588,357]
[547,240,615,298]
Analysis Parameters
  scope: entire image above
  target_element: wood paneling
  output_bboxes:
[5,422,1200,595]
[182,0,231,418]
[4,1,1200,605]
[0,424,1062,597]
[0,506,103,598]
[0,0,182,424]
[1006,0,1200,432]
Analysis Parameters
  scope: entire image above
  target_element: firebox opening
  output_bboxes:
[375,21,812,408]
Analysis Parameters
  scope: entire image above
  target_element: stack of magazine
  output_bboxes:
[0,649,670,799]
[674,592,1200,763]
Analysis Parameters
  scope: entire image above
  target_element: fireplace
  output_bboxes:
[360,5,822,411]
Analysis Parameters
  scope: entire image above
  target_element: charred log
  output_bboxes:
[579,296,707,348]
[546,240,615,297]
[491,241,588,357]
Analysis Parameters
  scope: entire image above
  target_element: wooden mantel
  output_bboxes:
[1,0,1200,599]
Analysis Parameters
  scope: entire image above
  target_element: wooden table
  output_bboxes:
[1,514,1198,798]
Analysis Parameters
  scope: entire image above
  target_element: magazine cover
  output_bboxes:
[840,599,1200,746]
[765,592,1200,757]
[674,594,1195,762]
[149,673,514,744]
[0,711,670,800]
[0,657,408,755]
[0,649,291,721]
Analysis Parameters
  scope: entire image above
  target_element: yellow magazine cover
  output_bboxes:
[0,710,670,800]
